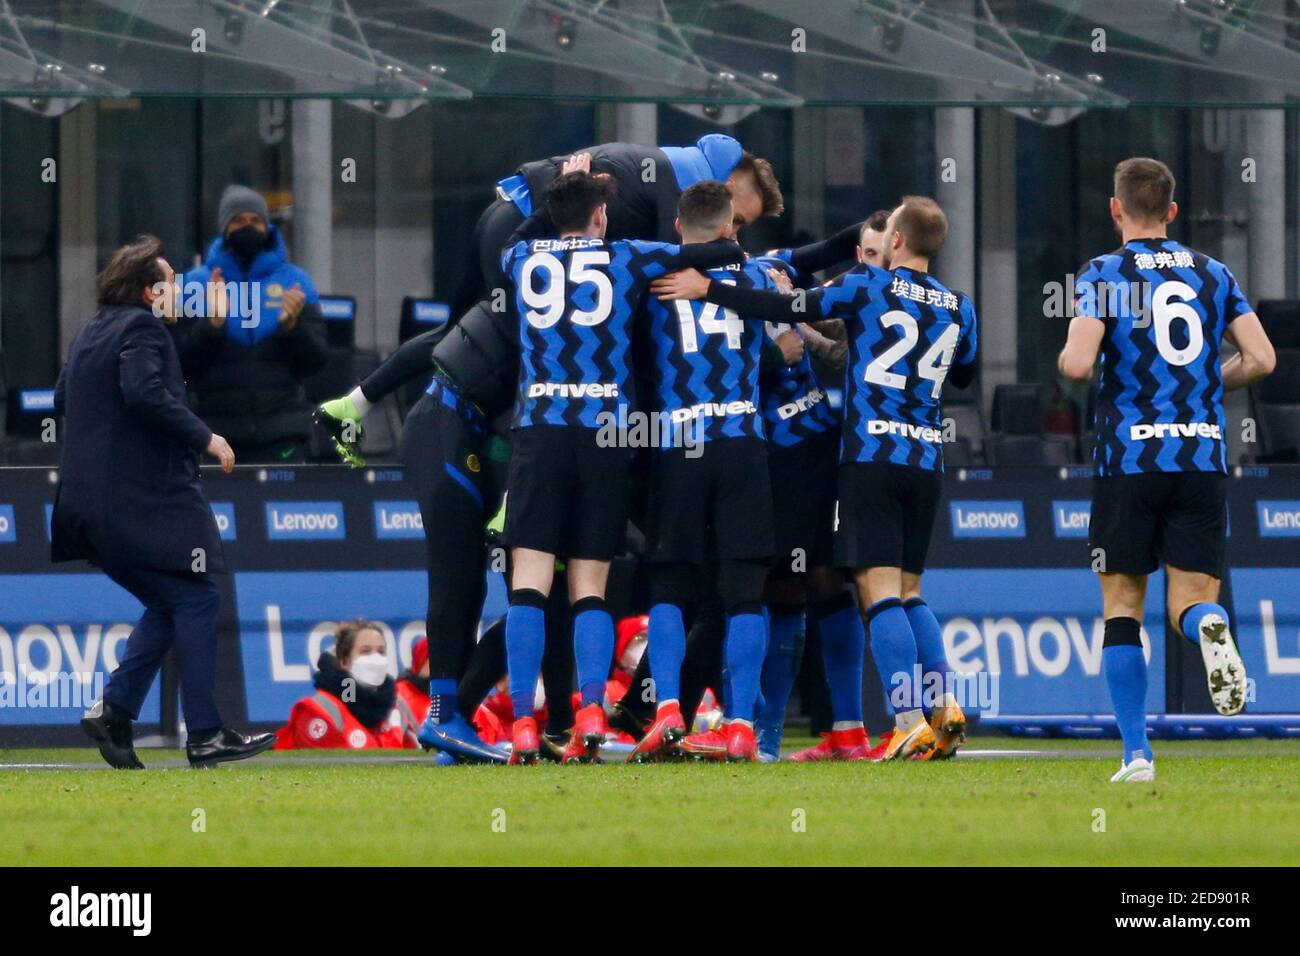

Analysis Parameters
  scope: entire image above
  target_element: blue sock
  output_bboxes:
[1103,623,1152,763]
[724,610,767,722]
[757,607,804,747]
[572,597,614,707]
[865,598,919,714]
[1179,602,1229,646]
[814,592,865,724]
[904,597,952,713]
[426,678,458,724]
[505,591,546,720]
[648,603,686,705]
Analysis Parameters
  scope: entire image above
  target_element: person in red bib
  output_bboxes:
[274,619,411,750]
[394,636,432,748]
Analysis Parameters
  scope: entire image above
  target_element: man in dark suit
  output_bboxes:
[52,234,276,769]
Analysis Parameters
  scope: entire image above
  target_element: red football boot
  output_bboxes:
[627,702,687,763]
[562,703,608,763]
[828,726,875,760]
[725,722,758,763]
[680,725,728,761]
[865,729,893,761]
[507,716,540,765]
[785,733,835,762]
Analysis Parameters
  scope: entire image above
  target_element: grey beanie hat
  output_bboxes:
[217,184,269,235]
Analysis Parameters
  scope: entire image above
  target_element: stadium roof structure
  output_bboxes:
[0,0,1297,118]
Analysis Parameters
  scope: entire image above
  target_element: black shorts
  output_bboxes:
[768,430,839,576]
[504,425,630,561]
[834,461,942,575]
[645,437,774,565]
[1089,472,1227,578]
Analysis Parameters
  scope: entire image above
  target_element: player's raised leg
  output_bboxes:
[1169,568,1247,717]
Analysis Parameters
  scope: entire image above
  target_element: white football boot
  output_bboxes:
[1196,613,1247,716]
[1110,756,1155,783]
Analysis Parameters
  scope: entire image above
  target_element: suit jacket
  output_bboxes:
[51,303,225,574]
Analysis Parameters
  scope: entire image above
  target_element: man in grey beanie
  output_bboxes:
[176,184,328,462]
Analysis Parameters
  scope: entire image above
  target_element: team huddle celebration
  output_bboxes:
[63,134,1271,784]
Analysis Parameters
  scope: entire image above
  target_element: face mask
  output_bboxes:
[225,225,265,261]
[349,652,389,688]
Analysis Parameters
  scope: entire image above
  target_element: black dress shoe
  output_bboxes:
[186,727,277,768]
[80,700,145,770]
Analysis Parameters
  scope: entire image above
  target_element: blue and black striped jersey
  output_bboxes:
[814,264,977,471]
[1074,238,1251,476]
[637,258,768,446]
[501,236,735,430]
[760,319,840,448]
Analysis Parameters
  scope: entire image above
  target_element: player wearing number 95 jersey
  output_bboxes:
[1059,157,1276,784]
[655,196,978,762]
[497,166,740,765]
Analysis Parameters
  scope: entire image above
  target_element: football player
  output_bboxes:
[654,196,978,761]
[1058,157,1274,783]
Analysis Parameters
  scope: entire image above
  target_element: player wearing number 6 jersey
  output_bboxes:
[498,163,740,764]
[654,196,978,761]
[1059,157,1276,784]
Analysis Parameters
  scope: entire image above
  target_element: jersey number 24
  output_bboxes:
[865,309,960,399]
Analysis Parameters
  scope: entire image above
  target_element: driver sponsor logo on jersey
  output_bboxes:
[526,382,619,399]
[777,388,826,420]
[668,399,757,424]
[1128,421,1223,441]
[867,418,944,444]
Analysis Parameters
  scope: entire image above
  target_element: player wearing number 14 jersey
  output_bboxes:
[498,166,739,765]
[1060,157,1276,784]
[630,181,778,763]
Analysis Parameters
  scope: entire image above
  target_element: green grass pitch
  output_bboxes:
[2,738,1296,866]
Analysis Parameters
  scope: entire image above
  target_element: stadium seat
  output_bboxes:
[1257,300,1300,348]
[942,376,987,461]
[399,296,451,344]
[1,437,61,465]
[944,435,974,467]
[984,433,1073,466]
[991,384,1042,436]
[1257,404,1300,463]
[316,295,358,349]
[1254,348,1300,405]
